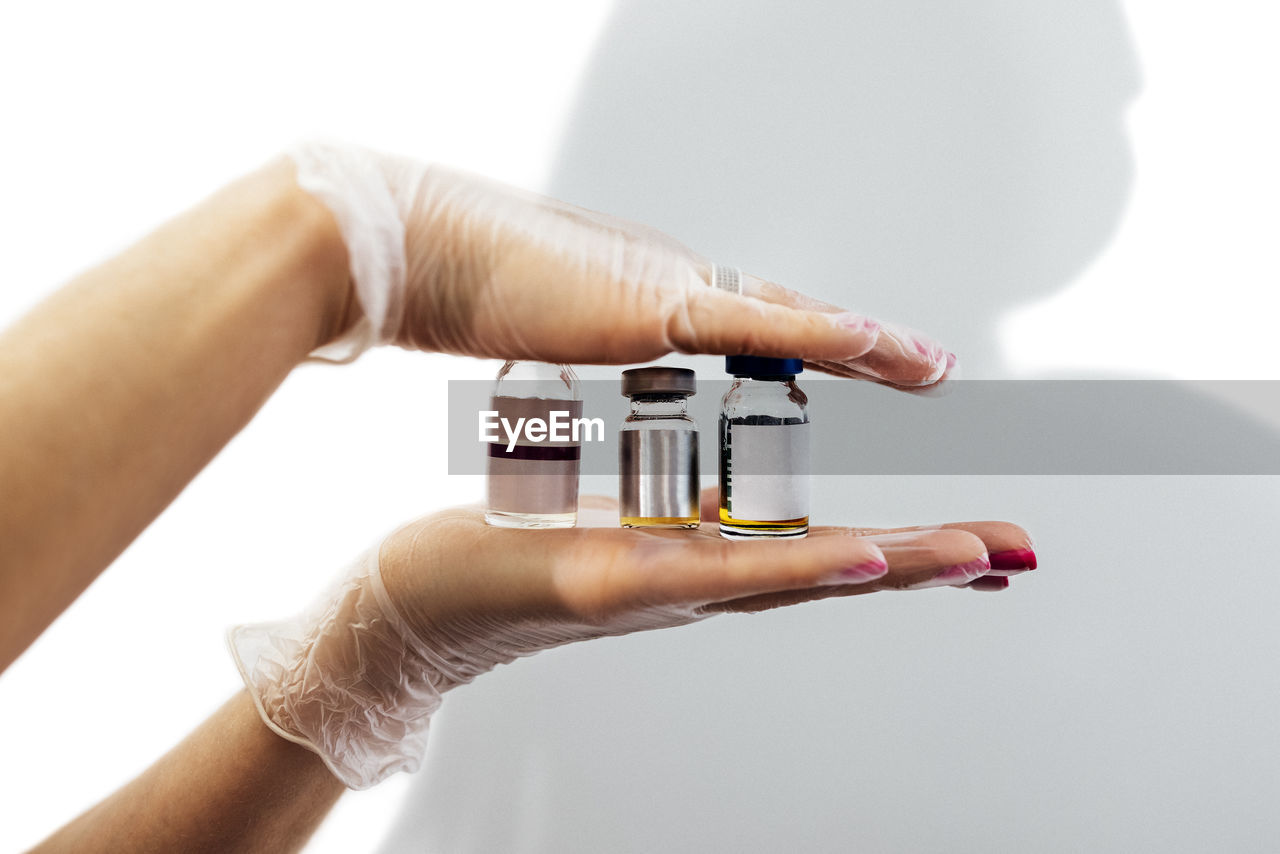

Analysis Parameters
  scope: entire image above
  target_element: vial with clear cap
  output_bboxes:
[719,356,810,539]
[485,361,581,528]
[618,367,700,528]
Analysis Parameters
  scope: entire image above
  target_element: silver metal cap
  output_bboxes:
[621,367,697,397]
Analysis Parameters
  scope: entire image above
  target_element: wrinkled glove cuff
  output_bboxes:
[289,141,407,363]
[228,549,441,790]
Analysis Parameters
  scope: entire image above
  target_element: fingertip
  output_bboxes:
[838,322,951,388]
[863,528,990,590]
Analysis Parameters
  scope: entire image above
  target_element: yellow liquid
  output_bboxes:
[718,505,809,538]
[620,515,700,529]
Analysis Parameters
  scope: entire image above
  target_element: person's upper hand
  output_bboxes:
[292,143,953,387]
[229,489,1034,789]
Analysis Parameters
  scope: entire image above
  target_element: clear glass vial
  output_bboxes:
[485,361,581,528]
[618,367,700,528]
[719,356,810,539]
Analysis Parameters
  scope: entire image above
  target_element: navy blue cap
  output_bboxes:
[725,356,803,378]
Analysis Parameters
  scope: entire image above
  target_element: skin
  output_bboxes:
[0,155,1032,852]
[0,158,351,672]
[31,693,345,854]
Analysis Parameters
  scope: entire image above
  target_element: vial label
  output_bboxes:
[619,429,700,524]
[486,396,581,515]
[724,422,810,521]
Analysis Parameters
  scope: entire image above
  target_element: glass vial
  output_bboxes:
[485,361,581,528]
[719,356,810,539]
[619,367,700,528]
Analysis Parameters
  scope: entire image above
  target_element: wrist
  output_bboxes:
[286,142,410,362]
[258,156,359,357]
[229,547,448,790]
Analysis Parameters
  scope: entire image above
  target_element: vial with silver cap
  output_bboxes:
[618,367,700,528]
[719,356,810,539]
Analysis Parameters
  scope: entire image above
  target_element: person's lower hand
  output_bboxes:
[229,489,1034,789]
[293,142,953,387]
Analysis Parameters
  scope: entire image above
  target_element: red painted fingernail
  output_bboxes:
[819,558,889,585]
[967,576,1011,592]
[988,548,1037,574]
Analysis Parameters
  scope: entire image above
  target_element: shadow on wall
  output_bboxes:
[549,0,1140,378]
[375,4,1280,853]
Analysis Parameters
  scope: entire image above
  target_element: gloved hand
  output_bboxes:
[228,490,1034,789]
[292,142,952,387]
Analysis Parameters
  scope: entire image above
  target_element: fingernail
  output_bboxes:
[902,555,991,589]
[830,312,880,335]
[818,558,889,585]
[906,338,949,384]
[967,576,1011,592]
[988,548,1037,575]
[910,337,945,360]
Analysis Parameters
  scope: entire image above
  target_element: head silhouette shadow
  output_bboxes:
[549,0,1140,378]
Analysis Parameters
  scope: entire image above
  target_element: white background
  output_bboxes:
[2,1,1278,851]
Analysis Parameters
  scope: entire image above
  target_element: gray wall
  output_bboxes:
[378,3,1280,851]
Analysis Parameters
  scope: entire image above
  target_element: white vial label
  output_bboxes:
[727,423,810,521]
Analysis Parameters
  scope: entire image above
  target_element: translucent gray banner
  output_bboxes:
[448,380,1280,475]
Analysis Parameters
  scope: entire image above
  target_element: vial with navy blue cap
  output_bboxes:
[719,356,810,539]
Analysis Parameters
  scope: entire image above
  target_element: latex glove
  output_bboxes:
[228,490,1034,789]
[292,142,952,387]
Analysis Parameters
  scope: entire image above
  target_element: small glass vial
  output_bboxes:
[485,361,581,528]
[619,367,700,528]
[719,356,810,539]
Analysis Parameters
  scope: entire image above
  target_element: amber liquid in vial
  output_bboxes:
[621,514,701,528]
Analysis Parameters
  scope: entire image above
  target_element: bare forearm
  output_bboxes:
[31,692,346,853]
[0,158,351,670]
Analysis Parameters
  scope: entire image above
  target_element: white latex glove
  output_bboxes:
[229,492,1034,789]
[291,142,952,387]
